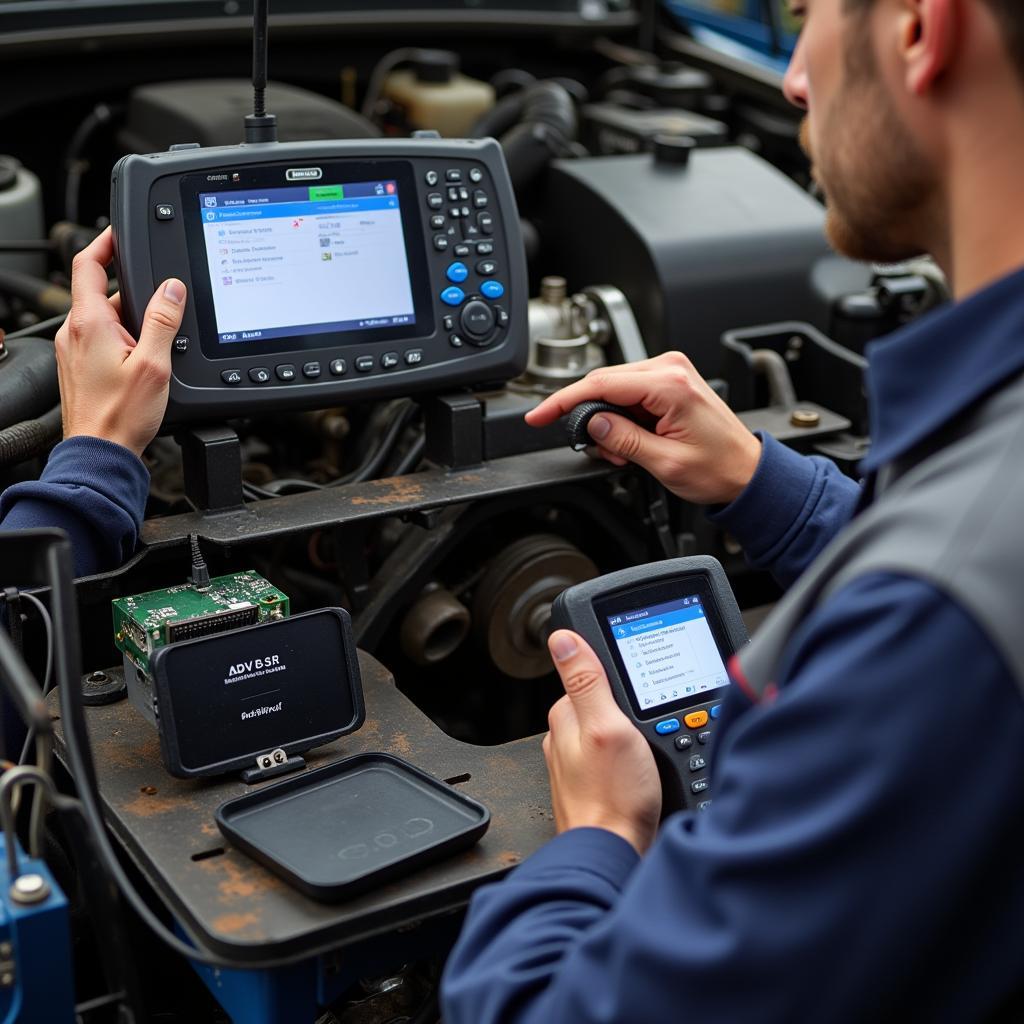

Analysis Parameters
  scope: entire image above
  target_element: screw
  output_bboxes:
[140,785,158,796]
[10,874,50,905]
[790,408,821,429]
[273,750,285,764]
[261,756,272,769]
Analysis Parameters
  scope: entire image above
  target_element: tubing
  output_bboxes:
[0,336,59,429]
[0,404,62,467]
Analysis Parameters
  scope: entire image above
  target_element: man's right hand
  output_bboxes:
[525,352,762,507]
[55,227,186,458]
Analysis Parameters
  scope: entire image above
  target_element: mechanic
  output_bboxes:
[441,0,1024,1021]
[0,230,186,577]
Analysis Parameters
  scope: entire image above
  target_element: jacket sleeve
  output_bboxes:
[708,433,862,589]
[441,573,1024,1024]
[0,436,150,578]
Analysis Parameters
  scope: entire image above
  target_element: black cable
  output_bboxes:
[63,103,118,224]
[4,314,66,339]
[391,433,426,477]
[189,533,211,591]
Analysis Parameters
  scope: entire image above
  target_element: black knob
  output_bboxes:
[460,299,496,341]
[566,401,634,452]
[652,134,696,168]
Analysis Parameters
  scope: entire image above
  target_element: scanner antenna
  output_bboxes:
[244,0,278,143]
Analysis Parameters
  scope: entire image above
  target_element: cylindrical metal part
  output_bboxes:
[540,276,568,306]
[400,585,472,666]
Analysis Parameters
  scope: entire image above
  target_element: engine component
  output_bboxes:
[118,79,379,153]
[0,156,45,278]
[378,49,495,137]
[598,61,713,110]
[539,146,873,378]
[400,584,472,667]
[566,400,633,452]
[516,275,605,394]
[0,405,61,469]
[473,534,598,679]
[582,102,728,156]
[113,570,290,674]
[0,336,58,430]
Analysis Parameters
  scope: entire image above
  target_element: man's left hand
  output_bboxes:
[543,630,662,855]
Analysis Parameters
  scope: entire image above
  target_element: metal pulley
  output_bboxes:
[473,534,598,679]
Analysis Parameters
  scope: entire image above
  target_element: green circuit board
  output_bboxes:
[112,571,290,674]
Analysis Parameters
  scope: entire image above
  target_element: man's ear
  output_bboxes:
[902,0,959,96]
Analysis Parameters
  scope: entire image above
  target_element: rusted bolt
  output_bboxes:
[790,408,821,429]
[140,785,158,796]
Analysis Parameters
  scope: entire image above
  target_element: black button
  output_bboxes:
[477,259,497,276]
[697,800,713,812]
[460,206,471,218]
[473,190,488,208]
[221,368,242,385]
[674,734,693,752]
[464,223,481,239]
[449,207,462,219]
[381,352,399,369]
[356,355,374,372]
[434,235,450,252]
[275,364,296,381]
[427,193,444,209]
[478,212,494,234]
[302,361,321,379]
[461,299,495,338]
[698,730,712,745]
[155,203,175,220]
[459,187,470,202]
[469,167,483,183]
[405,349,423,366]
[454,243,471,257]
[476,241,494,256]
[449,334,464,348]
[496,307,510,328]
[443,315,455,331]
[446,168,463,182]
[425,170,439,186]
[430,214,446,229]
[248,366,271,384]
[448,186,462,202]
[691,779,710,794]
[329,358,346,376]
[689,754,707,773]
[173,335,189,353]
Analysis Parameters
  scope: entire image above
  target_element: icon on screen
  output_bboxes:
[617,628,626,637]
[322,252,332,261]
[644,698,652,706]
[319,236,331,248]
[231,173,241,182]
[219,248,229,255]
[374,183,385,195]
[218,229,226,237]
[386,182,396,194]
[204,196,217,208]
[205,212,216,222]
[222,276,233,286]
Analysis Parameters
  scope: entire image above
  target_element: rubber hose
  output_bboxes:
[499,82,579,194]
[0,336,59,429]
[0,404,62,467]
[0,268,72,318]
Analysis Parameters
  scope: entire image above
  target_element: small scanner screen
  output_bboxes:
[606,595,729,714]
[198,179,416,345]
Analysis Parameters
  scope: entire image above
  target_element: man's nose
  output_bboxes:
[783,35,809,110]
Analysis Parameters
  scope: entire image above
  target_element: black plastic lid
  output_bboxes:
[412,49,459,84]
[652,134,696,167]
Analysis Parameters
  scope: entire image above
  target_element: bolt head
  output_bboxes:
[10,873,50,904]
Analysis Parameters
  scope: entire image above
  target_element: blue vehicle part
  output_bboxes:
[0,839,74,1024]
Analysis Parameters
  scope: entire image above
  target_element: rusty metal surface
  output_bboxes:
[50,651,555,966]
[137,448,613,551]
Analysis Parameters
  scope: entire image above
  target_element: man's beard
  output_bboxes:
[801,44,937,264]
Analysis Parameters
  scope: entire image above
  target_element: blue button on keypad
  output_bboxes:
[655,719,681,736]
[446,261,469,283]
[480,280,505,300]
[441,286,466,306]
[710,704,723,720]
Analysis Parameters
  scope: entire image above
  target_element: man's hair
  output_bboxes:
[842,0,1024,82]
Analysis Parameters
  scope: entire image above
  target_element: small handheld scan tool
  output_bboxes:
[551,557,748,812]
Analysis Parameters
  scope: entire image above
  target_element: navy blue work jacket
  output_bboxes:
[441,266,1024,1023]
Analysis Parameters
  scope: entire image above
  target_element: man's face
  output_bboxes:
[785,0,938,263]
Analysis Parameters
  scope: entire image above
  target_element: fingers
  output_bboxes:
[584,412,684,478]
[548,631,621,722]
[69,228,117,322]
[133,279,186,370]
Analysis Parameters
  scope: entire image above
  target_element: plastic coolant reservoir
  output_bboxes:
[382,53,494,137]
[0,156,45,277]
